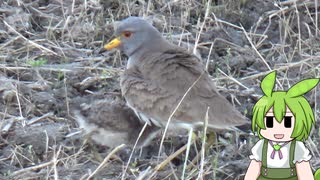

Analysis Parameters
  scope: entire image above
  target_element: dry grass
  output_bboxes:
[0,0,319,179]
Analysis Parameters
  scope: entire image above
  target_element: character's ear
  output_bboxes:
[261,71,276,97]
[287,78,320,97]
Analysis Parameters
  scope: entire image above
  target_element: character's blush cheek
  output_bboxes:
[260,128,276,139]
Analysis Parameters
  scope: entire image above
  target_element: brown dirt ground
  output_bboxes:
[0,0,319,179]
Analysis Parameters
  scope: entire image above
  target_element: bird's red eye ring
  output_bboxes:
[123,31,132,38]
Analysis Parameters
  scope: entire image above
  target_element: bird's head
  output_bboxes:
[104,16,163,56]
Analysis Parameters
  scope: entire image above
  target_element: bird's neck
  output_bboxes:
[126,37,172,69]
[126,56,136,69]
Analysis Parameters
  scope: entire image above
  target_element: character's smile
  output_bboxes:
[274,134,284,139]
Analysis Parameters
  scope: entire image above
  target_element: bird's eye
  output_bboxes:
[122,31,132,38]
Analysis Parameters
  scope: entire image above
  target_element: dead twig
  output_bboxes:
[3,21,58,55]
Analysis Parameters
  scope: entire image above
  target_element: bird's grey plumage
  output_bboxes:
[112,16,248,131]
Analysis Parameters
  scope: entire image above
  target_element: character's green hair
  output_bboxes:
[252,71,319,141]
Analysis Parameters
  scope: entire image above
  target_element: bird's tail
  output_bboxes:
[315,168,320,180]
[234,123,252,133]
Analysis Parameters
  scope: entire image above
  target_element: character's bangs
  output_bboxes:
[286,97,315,141]
[273,97,286,123]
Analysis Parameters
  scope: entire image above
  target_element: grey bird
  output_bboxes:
[104,16,248,132]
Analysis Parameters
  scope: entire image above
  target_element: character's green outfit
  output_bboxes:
[258,139,297,179]
[250,139,312,180]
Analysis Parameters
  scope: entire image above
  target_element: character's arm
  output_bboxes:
[244,160,261,180]
[296,161,314,180]
[245,139,264,179]
[294,141,314,180]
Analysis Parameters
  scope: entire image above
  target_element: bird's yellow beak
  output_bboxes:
[104,37,121,50]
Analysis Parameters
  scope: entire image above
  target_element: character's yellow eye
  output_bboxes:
[122,31,132,38]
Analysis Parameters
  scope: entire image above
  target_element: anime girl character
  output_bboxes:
[244,71,320,180]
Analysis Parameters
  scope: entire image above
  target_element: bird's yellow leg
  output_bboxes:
[187,131,218,170]
[206,131,217,150]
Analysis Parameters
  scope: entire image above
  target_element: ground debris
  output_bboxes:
[0,0,319,179]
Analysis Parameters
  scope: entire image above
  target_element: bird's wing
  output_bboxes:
[121,50,248,129]
[121,66,179,127]
[151,50,248,128]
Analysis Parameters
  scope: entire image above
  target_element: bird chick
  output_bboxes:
[73,99,159,148]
